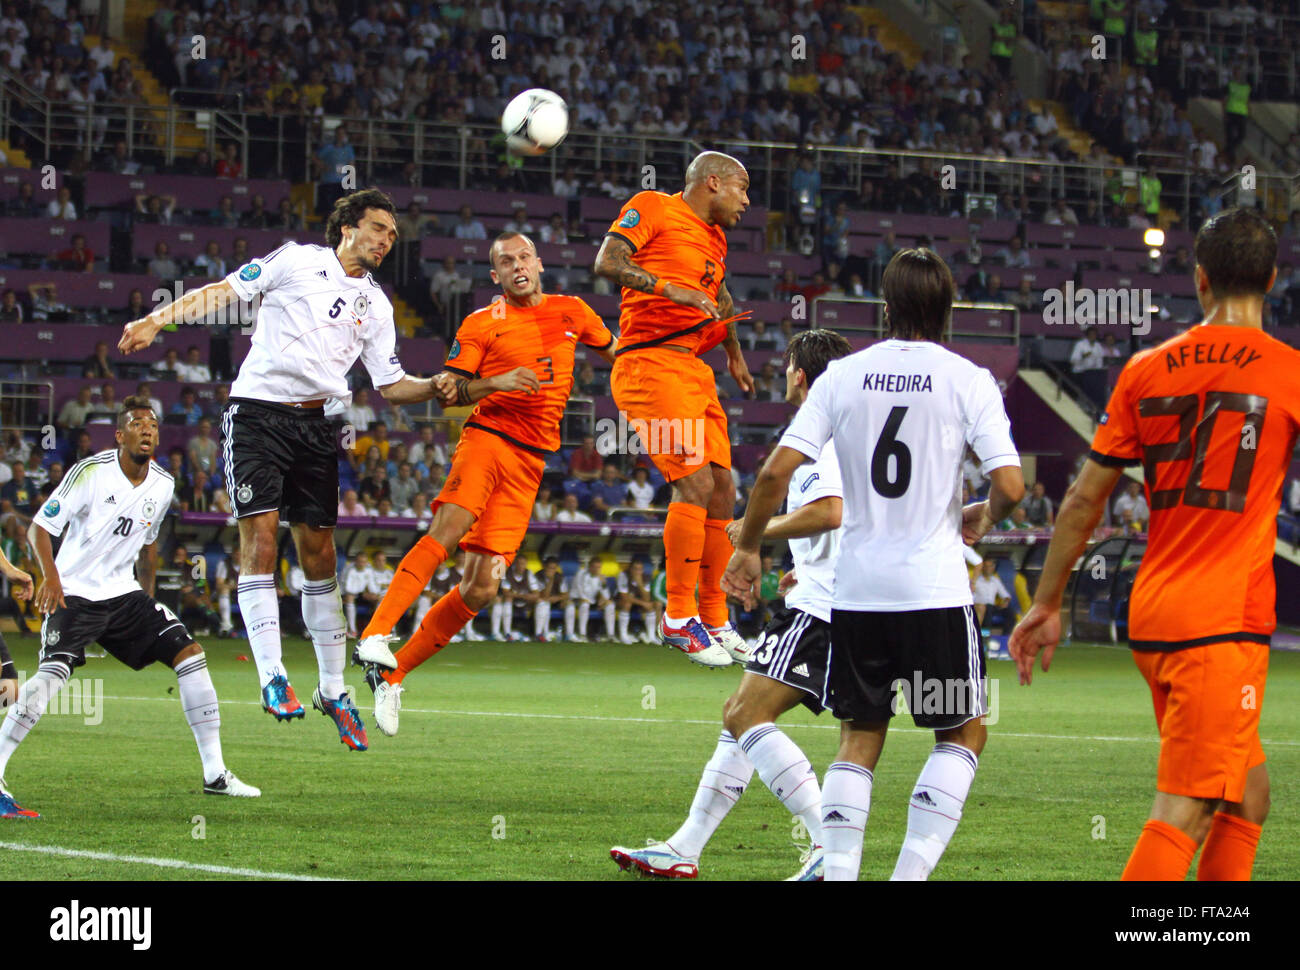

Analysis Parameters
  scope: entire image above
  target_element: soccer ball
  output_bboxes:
[502,89,569,156]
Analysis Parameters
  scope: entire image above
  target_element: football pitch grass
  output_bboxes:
[0,636,1296,881]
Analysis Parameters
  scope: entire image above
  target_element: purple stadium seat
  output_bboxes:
[83,172,293,212]
[0,269,157,308]
[0,167,45,200]
[0,217,111,258]
[132,224,309,263]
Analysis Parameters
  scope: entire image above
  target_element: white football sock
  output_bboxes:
[617,610,630,641]
[821,761,874,881]
[344,598,357,635]
[891,742,980,881]
[738,723,823,846]
[217,592,231,631]
[0,661,70,778]
[534,603,549,638]
[603,602,616,639]
[666,730,755,860]
[301,577,347,699]
[643,610,656,638]
[238,575,284,688]
[175,653,224,782]
[490,601,504,639]
[564,602,577,638]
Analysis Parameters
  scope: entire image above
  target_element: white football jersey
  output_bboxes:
[783,439,842,623]
[566,569,608,603]
[227,242,405,413]
[33,450,174,601]
[343,564,374,596]
[781,340,1019,611]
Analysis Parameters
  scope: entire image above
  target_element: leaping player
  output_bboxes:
[120,189,440,751]
[611,329,851,880]
[593,151,755,668]
[353,232,616,735]
[0,399,259,818]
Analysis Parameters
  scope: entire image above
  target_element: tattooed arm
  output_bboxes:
[592,236,720,319]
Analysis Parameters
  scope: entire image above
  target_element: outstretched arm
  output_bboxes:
[431,368,541,408]
[119,280,241,353]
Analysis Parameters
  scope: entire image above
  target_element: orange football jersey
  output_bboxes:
[444,293,612,452]
[1091,324,1300,649]
[605,190,728,354]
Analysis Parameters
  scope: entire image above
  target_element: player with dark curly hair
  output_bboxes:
[118,189,440,751]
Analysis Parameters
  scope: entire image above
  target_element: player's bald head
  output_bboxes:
[684,152,746,188]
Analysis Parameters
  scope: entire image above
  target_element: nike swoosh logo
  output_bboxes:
[685,558,701,563]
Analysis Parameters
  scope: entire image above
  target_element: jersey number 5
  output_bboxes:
[1138,391,1267,513]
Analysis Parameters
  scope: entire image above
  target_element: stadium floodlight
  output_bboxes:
[1143,228,1165,249]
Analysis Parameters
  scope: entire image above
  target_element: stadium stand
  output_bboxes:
[2,0,1299,641]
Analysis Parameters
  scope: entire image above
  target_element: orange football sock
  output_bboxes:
[362,535,447,639]
[1196,812,1262,881]
[663,502,708,620]
[1121,818,1198,881]
[697,517,733,628]
[384,586,478,685]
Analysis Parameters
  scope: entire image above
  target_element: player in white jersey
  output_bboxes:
[0,546,33,815]
[724,250,1025,881]
[612,329,851,880]
[563,558,616,642]
[118,189,439,750]
[0,399,258,817]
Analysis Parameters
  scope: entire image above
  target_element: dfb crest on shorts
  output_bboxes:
[353,294,369,317]
[44,627,60,647]
[237,483,253,504]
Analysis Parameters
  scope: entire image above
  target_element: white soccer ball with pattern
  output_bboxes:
[502,89,569,156]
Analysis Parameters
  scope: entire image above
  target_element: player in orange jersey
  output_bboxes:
[1010,208,1299,880]
[593,151,755,668]
[354,232,616,735]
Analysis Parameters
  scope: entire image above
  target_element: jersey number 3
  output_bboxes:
[1138,391,1267,513]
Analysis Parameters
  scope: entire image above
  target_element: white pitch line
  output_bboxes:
[97,694,1300,747]
[0,839,340,881]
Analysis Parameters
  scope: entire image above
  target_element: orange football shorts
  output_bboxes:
[1132,640,1269,802]
[433,425,545,564]
[610,346,730,483]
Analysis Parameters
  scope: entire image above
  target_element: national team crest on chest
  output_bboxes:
[142,498,158,520]
[354,294,368,318]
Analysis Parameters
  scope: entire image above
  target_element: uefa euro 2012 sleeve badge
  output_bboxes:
[237,483,253,505]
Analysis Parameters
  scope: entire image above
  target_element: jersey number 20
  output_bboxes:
[1139,391,1267,513]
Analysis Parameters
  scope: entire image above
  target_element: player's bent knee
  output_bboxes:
[171,643,203,667]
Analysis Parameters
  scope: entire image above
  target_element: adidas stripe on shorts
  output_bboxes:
[744,606,831,714]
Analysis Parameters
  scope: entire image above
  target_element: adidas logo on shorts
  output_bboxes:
[792,662,810,677]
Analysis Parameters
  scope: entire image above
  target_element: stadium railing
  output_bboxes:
[11,71,1293,234]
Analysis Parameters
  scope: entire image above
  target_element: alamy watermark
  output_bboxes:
[1042,282,1154,336]
[594,411,707,465]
